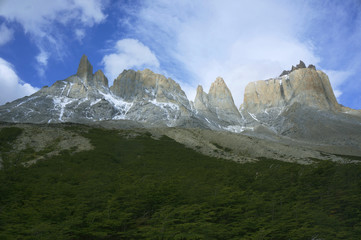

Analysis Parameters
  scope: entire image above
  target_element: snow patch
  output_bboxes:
[60,82,67,96]
[150,99,179,111]
[53,97,75,121]
[224,125,244,133]
[66,83,74,97]
[76,98,88,107]
[150,99,180,125]
[223,125,255,133]
[248,112,260,122]
[25,108,34,116]
[15,96,39,108]
[99,92,133,120]
[90,99,101,106]
[204,118,211,124]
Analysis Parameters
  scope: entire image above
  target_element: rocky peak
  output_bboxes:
[280,60,313,77]
[308,64,316,70]
[196,85,204,94]
[243,63,340,116]
[194,85,209,111]
[76,54,93,81]
[194,77,242,125]
[295,60,306,69]
[208,77,238,111]
[74,55,108,90]
[92,70,109,88]
[110,69,190,108]
[36,55,109,100]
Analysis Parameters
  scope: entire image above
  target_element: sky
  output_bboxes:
[0,0,360,109]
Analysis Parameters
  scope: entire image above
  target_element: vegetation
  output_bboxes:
[1,126,361,239]
[0,127,23,151]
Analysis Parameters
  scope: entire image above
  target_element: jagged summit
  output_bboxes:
[239,62,361,147]
[194,77,242,127]
[244,62,339,115]
[109,68,193,127]
[279,60,317,77]
[93,70,109,88]
[110,68,188,105]
[194,85,208,110]
[208,77,238,111]
[0,55,359,141]
[75,55,108,89]
[76,54,93,81]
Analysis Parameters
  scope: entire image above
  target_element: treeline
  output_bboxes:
[0,126,361,239]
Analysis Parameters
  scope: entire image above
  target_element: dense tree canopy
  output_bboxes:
[1,126,361,239]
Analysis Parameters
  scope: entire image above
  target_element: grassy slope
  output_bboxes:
[0,126,361,239]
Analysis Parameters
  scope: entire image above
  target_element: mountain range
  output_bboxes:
[1,55,361,239]
[0,55,360,158]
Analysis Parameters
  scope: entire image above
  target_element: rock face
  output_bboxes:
[0,55,221,128]
[241,62,361,146]
[194,77,242,127]
[76,54,93,81]
[243,66,340,116]
[0,57,359,146]
[111,69,187,104]
[280,60,311,77]
[110,69,190,112]
[0,55,117,123]
[109,69,194,127]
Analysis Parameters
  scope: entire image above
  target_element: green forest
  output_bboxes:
[1,126,361,239]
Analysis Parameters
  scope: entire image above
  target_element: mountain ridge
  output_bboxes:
[0,55,360,141]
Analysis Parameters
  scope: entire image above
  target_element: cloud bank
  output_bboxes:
[0,58,39,105]
[0,0,107,73]
[121,0,359,106]
[122,0,320,105]
[0,23,14,46]
[102,38,160,84]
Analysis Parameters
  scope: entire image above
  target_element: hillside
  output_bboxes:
[0,55,361,239]
[1,123,361,239]
[0,56,360,160]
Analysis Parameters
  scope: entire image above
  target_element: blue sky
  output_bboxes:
[0,0,360,109]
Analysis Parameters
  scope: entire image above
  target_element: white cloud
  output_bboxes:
[73,0,107,26]
[35,49,49,76]
[322,69,354,100]
[36,50,49,66]
[333,90,342,99]
[102,38,160,83]
[0,0,107,74]
[75,29,86,42]
[0,23,14,46]
[127,0,322,106]
[0,58,39,105]
[0,0,106,35]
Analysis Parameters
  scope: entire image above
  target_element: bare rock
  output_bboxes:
[244,67,341,115]
[280,60,308,77]
[208,77,240,113]
[194,85,209,111]
[308,64,316,70]
[92,70,109,89]
[296,60,306,69]
[194,77,242,126]
[110,68,193,126]
[279,70,291,77]
[76,54,93,81]
[111,69,189,106]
